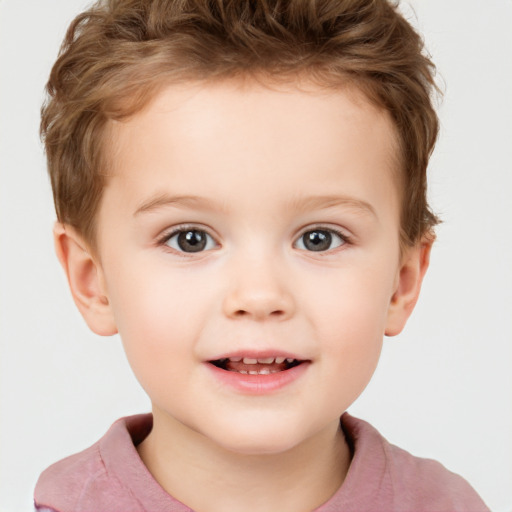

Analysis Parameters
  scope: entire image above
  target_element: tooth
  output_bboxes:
[286,358,295,363]
[259,368,270,375]
[258,357,274,364]
[239,370,248,374]
[229,357,242,362]
[275,357,285,364]
[243,358,258,364]
[248,370,258,375]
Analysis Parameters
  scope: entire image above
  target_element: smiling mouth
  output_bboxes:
[210,356,305,375]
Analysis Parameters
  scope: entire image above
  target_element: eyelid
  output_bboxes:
[295,223,351,239]
[157,223,220,253]
[293,225,352,251]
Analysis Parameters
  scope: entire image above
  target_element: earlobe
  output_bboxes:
[53,222,118,336]
[385,240,432,337]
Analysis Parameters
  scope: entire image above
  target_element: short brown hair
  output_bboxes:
[41,0,440,249]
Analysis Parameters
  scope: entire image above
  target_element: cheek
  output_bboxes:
[305,264,394,378]
[306,262,394,334]
[313,298,385,412]
[109,257,204,330]
[105,262,213,383]
[319,297,384,376]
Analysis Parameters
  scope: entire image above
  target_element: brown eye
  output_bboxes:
[296,229,345,252]
[165,229,216,253]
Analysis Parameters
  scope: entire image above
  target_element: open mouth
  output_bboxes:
[209,356,305,375]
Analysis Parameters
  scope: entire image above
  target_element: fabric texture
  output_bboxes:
[34,413,489,512]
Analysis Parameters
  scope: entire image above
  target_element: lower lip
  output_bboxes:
[206,362,310,395]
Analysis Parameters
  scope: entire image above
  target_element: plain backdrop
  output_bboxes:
[1,1,511,511]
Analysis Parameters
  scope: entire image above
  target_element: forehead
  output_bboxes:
[103,78,401,216]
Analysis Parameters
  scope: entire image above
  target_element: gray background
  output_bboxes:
[1,1,511,510]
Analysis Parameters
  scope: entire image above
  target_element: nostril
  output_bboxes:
[232,308,285,319]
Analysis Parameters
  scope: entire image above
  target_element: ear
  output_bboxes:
[53,222,118,336]
[385,240,432,337]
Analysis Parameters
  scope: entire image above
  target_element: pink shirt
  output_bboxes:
[34,413,489,512]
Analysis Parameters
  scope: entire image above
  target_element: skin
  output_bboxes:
[55,79,430,512]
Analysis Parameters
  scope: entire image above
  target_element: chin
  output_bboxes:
[220,436,299,456]
[205,420,310,457]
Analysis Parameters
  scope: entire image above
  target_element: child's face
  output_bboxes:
[82,79,420,454]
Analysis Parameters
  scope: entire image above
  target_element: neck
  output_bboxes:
[137,410,351,512]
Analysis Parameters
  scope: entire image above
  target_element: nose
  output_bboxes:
[222,255,295,321]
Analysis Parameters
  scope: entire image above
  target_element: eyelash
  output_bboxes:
[157,224,218,255]
[156,224,352,255]
[294,226,351,253]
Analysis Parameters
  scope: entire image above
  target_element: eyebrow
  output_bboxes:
[134,192,377,218]
[133,194,224,216]
[288,195,377,218]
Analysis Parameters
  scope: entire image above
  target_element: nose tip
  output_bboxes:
[222,272,295,321]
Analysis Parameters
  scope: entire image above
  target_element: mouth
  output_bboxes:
[209,356,306,375]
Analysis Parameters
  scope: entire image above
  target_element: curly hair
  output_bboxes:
[41,0,440,249]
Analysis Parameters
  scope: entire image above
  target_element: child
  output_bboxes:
[34,0,489,510]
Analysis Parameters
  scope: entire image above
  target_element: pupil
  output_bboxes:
[177,230,207,252]
[304,230,331,251]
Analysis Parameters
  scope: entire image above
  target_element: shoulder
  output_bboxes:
[338,414,490,512]
[382,435,487,511]
[34,441,109,511]
[34,414,153,512]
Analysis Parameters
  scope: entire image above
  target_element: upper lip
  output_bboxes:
[207,350,309,363]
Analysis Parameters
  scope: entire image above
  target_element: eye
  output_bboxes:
[295,228,346,252]
[164,228,217,253]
